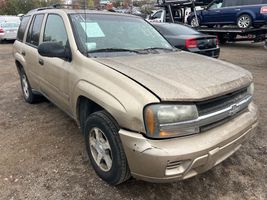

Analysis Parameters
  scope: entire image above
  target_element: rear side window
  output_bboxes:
[26,14,44,47]
[43,14,68,47]
[17,16,30,42]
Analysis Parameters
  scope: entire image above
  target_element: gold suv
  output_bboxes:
[13,6,258,185]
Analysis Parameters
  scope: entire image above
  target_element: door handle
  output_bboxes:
[215,10,221,13]
[21,50,26,56]
[235,9,241,11]
[39,58,44,65]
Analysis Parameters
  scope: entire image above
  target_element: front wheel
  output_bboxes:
[237,14,252,29]
[84,111,131,185]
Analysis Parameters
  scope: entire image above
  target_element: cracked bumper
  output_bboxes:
[119,103,258,183]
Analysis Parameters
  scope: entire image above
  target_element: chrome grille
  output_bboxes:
[197,88,248,116]
[197,88,251,132]
[160,88,252,133]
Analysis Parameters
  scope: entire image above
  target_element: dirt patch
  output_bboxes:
[0,42,266,200]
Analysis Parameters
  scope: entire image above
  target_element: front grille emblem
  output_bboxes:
[229,104,241,116]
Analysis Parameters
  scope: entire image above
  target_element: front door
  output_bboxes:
[202,0,224,23]
[38,14,72,114]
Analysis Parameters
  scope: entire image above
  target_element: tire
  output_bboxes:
[19,68,37,103]
[84,110,131,185]
[237,14,252,29]
[218,34,227,44]
[190,17,200,27]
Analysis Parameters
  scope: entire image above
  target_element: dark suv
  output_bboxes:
[187,0,267,28]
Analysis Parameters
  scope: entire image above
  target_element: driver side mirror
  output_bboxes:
[38,42,72,61]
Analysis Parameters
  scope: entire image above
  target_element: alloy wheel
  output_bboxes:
[238,16,251,28]
[89,127,113,172]
[22,74,30,99]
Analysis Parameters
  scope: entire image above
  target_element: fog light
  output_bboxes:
[165,160,191,176]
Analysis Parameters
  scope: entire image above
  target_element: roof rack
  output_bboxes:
[27,3,87,14]
[51,3,87,9]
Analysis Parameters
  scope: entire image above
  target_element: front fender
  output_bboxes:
[71,79,156,133]
[72,79,127,120]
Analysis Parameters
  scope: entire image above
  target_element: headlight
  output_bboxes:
[247,83,254,95]
[144,104,199,139]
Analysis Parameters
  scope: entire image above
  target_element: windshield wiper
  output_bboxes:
[137,47,176,52]
[87,48,146,54]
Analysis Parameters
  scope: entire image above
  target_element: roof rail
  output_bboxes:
[51,4,87,9]
[26,3,87,15]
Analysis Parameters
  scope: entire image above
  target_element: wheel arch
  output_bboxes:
[236,11,256,22]
[76,95,105,130]
[15,60,24,74]
[72,80,127,131]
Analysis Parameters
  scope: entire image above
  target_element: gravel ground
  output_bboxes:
[0,41,266,200]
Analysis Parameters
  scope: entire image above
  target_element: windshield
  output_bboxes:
[69,13,173,55]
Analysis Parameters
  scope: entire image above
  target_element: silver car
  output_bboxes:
[0,16,20,42]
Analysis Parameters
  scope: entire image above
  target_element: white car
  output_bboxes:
[146,7,203,23]
[0,16,20,42]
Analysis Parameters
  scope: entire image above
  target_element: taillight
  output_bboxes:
[185,38,197,49]
[261,6,267,14]
[0,28,4,33]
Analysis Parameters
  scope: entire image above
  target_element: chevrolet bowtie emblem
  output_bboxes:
[229,104,241,116]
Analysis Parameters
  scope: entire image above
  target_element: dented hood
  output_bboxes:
[95,51,252,101]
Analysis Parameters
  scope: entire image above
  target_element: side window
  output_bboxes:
[43,14,68,47]
[151,11,163,20]
[209,1,223,9]
[26,14,44,46]
[17,16,30,42]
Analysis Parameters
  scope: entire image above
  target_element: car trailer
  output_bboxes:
[154,1,267,44]
[196,27,267,44]
[155,0,203,23]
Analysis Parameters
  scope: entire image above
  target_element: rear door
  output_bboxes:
[23,14,45,90]
[38,14,72,114]
[219,0,241,23]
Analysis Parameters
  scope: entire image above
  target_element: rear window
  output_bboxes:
[17,16,30,42]
[154,24,200,36]
[0,22,20,28]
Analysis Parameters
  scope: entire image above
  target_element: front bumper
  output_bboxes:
[119,102,258,183]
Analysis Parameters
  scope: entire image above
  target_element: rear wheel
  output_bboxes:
[237,14,252,29]
[19,68,38,103]
[84,110,131,185]
[190,17,200,27]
